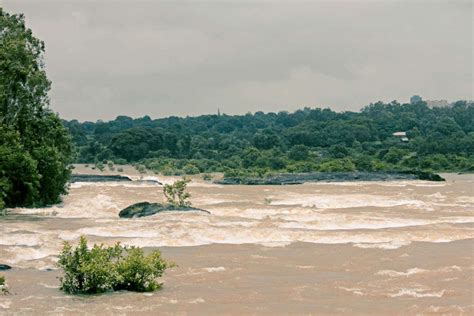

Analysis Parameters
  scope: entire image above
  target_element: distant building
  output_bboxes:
[410,95,422,104]
[392,131,407,137]
[426,100,449,108]
[393,131,409,142]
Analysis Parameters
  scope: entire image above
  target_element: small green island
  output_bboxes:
[119,178,210,218]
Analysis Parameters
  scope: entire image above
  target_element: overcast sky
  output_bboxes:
[2,0,472,121]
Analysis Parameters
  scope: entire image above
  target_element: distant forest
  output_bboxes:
[64,101,474,176]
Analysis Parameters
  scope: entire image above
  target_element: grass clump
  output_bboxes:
[58,236,172,294]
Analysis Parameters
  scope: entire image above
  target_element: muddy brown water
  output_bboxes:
[0,166,473,315]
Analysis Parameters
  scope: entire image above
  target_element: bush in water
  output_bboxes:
[58,236,172,294]
[163,178,191,207]
[0,275,8,294]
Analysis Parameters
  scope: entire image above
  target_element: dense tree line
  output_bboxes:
[0,9,72,208]
[64,100,473,176]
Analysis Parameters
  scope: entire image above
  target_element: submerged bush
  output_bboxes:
[58,236,172,294]
[0,275,8,294]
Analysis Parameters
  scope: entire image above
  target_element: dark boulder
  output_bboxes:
[70,174,163,185]
[119,202,210,218]
[70,174,133,183]
[0,264,12,271]
[408,171,445,182]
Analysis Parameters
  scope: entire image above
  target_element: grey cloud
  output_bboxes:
[2,0,472,121]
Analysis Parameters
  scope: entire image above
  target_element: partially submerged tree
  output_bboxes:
[0,9,72,207]
[163,178,191,207]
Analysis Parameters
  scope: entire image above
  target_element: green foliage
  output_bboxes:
[135,164,147,174]
[288,145,310,161]
[58,236,172,294]
[95,161,105,172]
[107,160,115,171]
[0,274,8,294]
[183,164,200,175]
[0,9,72,207]
[116,247,170,292]
[318,158,356,172]
[163,178,191,207]
[202,173,212,181]
[64,99,473,175]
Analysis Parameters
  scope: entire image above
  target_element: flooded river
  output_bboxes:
[0,166,473,314]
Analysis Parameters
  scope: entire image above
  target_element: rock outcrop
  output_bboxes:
[70,174,162,185]
[216,171,445,185]
[0,264,12,271]
[119,202,210,218]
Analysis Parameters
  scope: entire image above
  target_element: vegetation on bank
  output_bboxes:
[65,101,473,177]
[0,9,72,209]
[58,236,172,294]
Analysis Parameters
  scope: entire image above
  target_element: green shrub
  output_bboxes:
[116,247,169,292]
[183,164,200,175]
[107,161,115,171]
[58,236,172,294]
[318,158,356,172]
[95,161,105,172]
[0,275,8,294]
[114,158,128,165]
[202,173,212,181]
[135,164,147,174]
[117,167,124,172]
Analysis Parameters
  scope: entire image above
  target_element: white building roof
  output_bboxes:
[392,131,407,137]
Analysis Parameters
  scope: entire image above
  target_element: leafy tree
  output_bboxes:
[62,94,473,175]
[0,9,72,207]
[163,178,191,207]
[288,144,310,161]
[383,147,409,164]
